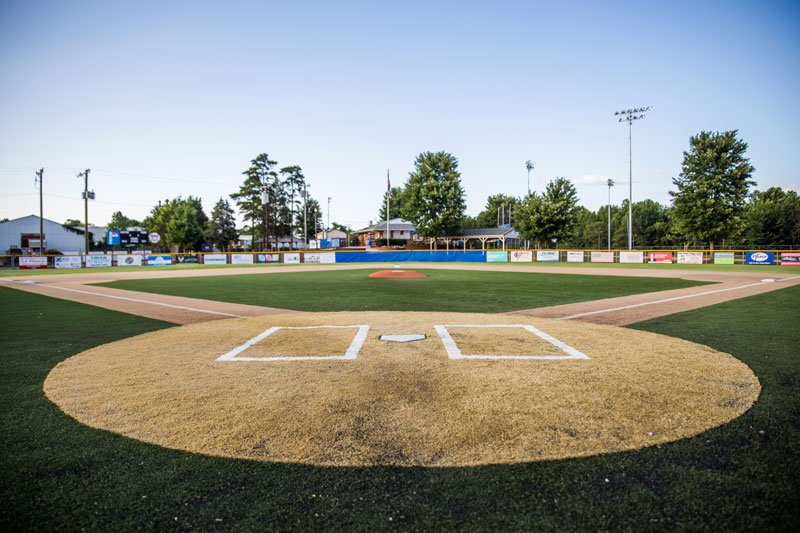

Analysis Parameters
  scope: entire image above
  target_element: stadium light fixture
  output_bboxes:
[525,160,535,195]
[614,106,651,250]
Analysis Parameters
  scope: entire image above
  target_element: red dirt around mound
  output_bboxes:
[369,270,427,279]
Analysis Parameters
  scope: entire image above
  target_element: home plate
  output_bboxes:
[380,334,427,342]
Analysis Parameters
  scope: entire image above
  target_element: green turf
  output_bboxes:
[96,268,711,312]
[2,283,799,530]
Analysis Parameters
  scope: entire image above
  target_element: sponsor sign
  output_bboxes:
[148,232,161,244]
[19,256,48,269]
[86,255,112,268]
[647,251,673,263]
[284,253,300,264]
[486,251,508,262]
[256,253,280,264]
[107,230,121,246]
[567,251,584,263]
[677,251,703,264]
[714,251,735,265]
[510,251,533,262]
[320,252,336,264]
[174,254,199,264]
[746,251,774,265]
[780,252,800,266]
[304,252,321,264]
[591,251,614,263]
[147,255,172,266]
[55,256,82,269]
[619,251,644,264]
[231,253,254,265]
[536,250,559,262]
[203,254,227,264]
[117,254,143,267]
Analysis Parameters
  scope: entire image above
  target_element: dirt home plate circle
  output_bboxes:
[44,312,760,467]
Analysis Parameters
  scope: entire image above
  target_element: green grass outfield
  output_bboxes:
[97,269,709,312]
[1,281,799,530]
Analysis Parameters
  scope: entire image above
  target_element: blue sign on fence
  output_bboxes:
[745,252,774,265]
[107,230,120,245]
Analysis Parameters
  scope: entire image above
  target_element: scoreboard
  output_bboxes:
[107,230,149,246]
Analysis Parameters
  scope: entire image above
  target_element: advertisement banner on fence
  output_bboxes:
[147,255,172,266]
[780,252,800,266]
[567,251,584,262]
[284,253,300,264]
[55,256,82,269]
[486,251,508,262]
[203,254,226,264]
[231,253,254,265]
[619,251,644,264]
[648,251,673,263]
[116,254,143,267]
[256,253,280,264]
[320,252,336,264]
[746,252,774,265]
[86,255,112,268]
[714,251,735,265]
[174,254,199,264]
[536,250,559,262]
[20,256,48,269]
[304,252,321,264]
[591,251,614,263]
[510,251,533,262]
[677,251,703,264]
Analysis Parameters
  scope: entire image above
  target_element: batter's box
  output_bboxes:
[216,325,369,362]
[434,325,590,360]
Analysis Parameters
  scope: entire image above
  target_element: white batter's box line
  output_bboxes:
[434,324,591,360]
[216,325,370,362]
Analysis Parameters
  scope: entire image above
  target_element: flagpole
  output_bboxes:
[386,169,390,246]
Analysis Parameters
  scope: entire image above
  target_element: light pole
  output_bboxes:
[327,196,331,240]
[525,160,534,195]
[615,107,651,250]
[77,169,91,254]
[314,207,318,248]
[607,178,614,250]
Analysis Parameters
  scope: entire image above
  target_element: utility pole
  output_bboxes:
[77,169,91,254]
[327,196,331,239]
[607,178,614,250]
[303,183,308,249]
[614,107,651,250]
[386,169,390,246]
[35,168,43,254]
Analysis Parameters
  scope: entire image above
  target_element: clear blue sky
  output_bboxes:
[1,0,798,230]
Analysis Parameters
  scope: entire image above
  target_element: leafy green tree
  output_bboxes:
[204,198,238,251]
[476,194,520,228]
[515,178,579,247]
[403,151,466,237]
[378,186,411,222]
[670,130,755,248]
[166,203,203,252]
[63,218,83,229]
[143,199,176,238]
[280,165,306,250]
[107,211,142,230]
[743,187,800,245]
[231,153,278,250]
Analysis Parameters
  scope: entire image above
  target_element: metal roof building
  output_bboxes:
[0,215,88,254]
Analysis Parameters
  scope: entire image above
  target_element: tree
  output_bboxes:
[670,130,755,248]
[515,178,579,247]
[143,200,176,238]
[231,153,278,250]
[403,151,466,238]
[204,198,238,251]
[63,218,83,229]
[476,194,520,228]
[378,186,410,222]
[280,165,306,250]
[108,211,142,230]
[166,203,203,252]
[743,187,800,245]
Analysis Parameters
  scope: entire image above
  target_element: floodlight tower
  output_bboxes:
[607,178,614,250]
[525,160,535,195]
[614,106,651,250]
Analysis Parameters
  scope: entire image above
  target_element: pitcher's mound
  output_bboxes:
[369,270,427,278]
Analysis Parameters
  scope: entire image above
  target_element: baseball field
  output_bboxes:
[1,263,799,530]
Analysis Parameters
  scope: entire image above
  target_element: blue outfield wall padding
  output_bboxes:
[335,250,487,263]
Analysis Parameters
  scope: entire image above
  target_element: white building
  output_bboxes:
[0,215,88,254]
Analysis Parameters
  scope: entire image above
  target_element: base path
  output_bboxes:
[2,264,799,325]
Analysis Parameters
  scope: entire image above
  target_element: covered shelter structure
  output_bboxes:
[429,227,522,251]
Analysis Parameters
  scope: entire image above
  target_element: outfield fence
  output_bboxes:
[2,249,799,270]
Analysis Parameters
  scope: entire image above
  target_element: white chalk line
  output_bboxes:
[217,325,370,361]
[557,275,800,321]
[0,279,243,318]
[434,324,590,360]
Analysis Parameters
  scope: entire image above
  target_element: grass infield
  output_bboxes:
[96,268,710,313]
[1,282,799,530]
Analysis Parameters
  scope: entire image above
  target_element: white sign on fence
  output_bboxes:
[203,254,227,264]
[86,255,112,268]
[536,250,559,262]
[55,256,82,269]
[231,253,254,265]
[320,252,336,264]
[284,253,300,264]
[567,251,584,263]
[304,252,321,264]
[147,255,172,266]
[591,251,614,263]
[677,251,704,264]
[619,251,644,264]
[510,251,533,262]
[116,254,143,267]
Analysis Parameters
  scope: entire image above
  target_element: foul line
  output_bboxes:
[558,275,800,321]
[0,279,243,318]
